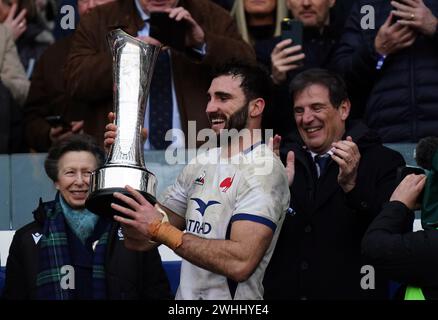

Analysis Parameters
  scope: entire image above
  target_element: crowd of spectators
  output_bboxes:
[1,0,438,301]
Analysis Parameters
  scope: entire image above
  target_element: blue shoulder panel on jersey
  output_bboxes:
[230,213,276,232]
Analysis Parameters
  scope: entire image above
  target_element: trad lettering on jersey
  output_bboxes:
[186,219,212,234]
[186,198,221,235]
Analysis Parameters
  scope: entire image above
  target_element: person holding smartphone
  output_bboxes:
[23,0,116,152]
[258,0,341,138]
[64,0,255,151]
[362,136,438,300]
[269,0,338,86]
[334,0,438,143]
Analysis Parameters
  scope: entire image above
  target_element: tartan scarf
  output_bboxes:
[36,195,110,300]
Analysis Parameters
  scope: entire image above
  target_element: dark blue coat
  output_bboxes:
[334,0,438,142]
[263,121,405,300]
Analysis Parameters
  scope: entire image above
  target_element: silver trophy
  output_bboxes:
[86,29,161,217]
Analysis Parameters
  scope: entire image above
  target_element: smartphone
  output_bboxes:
[149,12,187,51]
[281,18,303,47]
[281,18,304,67]
[45,115,72,130]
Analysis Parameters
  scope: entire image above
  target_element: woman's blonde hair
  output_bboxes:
[231,0,289,44]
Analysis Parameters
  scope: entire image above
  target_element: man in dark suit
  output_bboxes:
[263,68,405,300]
[64,0,255,149]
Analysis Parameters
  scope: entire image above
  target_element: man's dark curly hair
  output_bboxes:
[290,68,349,109]
[211,61,272,108]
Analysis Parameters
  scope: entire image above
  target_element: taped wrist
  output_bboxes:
[147,204,183,250]
[149,220,183,250]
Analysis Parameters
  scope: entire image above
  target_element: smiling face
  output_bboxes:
[55,151,97,210]
[206,75,250,134]
[286,0,334,28]
[294,83,349,154]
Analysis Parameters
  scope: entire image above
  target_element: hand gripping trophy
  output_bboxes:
[86,29,161,217]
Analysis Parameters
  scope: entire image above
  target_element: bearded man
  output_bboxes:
[104,62,291,300]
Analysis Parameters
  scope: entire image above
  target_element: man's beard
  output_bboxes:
[227,104,249,131]
[208,104,248,145]
[208,103,249,133]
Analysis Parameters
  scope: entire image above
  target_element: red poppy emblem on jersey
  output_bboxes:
[220,174,235,192]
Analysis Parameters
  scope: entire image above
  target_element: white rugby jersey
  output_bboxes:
[158,142,290,300]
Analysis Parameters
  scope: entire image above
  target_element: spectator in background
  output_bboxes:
[362,137,438,300]
[0,23,29,153]
[1,0,55,77]
[259,0,341,138]
[334,0,438,142]
[35,0,56,31]
[263,69,405,300]
[2,134,171,300]
[1,1,27,40]
[0,22,28,105]
[23,0,116,153]
[64,0,255,150]
[231,0,288,47]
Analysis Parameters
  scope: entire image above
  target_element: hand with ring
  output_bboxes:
[391,0,438,36]
[375,12,417,56]
[331,136,361,193]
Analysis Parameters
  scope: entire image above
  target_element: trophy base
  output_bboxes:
[86,165,157,218]
[86,187,156,218]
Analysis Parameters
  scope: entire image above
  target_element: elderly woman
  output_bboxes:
[2,134,171,299]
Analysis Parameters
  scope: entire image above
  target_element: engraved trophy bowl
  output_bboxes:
[86,29,161,218]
